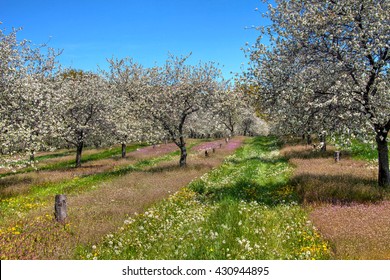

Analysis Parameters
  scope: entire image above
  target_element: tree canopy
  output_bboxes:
[245,0,389,187]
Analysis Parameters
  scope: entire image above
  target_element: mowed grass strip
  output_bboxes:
[80,137,330,260]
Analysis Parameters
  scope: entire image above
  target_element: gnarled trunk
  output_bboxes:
[178,136,187,167]
[30,150,35,162]
[306,134,312,145]
[376,130,390,188]
[180,145,187,167]
[319,132,327,152]
[75,130,84,168]
[75,141,84,168]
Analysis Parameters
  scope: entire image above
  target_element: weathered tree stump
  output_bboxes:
[54,194,67,223]
[334,151,341,162]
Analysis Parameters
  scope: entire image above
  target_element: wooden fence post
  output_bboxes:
[55,194,67,223]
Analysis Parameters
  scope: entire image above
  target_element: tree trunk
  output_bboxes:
[30,150,35,162]
[319,133,327,152]
[75,141,84,168]
[121,143,126,158]
[178,137,187,167]
[307,134,312,145]
[75,130,84,168]
[229,127,234,137]
[376,131,390,188]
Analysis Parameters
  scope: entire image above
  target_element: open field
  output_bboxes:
[0,136,389,260]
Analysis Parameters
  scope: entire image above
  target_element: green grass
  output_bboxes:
[0,151,175,223]
[190,137,296,205]
[78,136,330,260]
[0,143,147,178]
[34,150,74,161]
[0,140,208,222]
[334,138,389,162]
[346,140,379,161]
[38,143,148,170]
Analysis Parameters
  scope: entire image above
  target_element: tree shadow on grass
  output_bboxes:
[191,177,298,207]
[227,156,288,166]
[283,149,338,160]
[192,136,386,207]
[0,176,34,190]
[290,173,384,204]
[143,164,183,174]
[192,172,384,207]
[143,163,214,174]
[251,136,283,151]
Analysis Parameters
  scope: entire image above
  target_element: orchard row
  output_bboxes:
[0,27,264,168]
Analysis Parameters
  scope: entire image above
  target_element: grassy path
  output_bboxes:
[80,137,330,260]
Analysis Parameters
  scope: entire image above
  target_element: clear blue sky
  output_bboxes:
[1,0,271,79]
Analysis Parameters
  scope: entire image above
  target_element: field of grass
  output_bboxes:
[1,136,389,260]
[0,138,243,259]
[78,137,330,260]
[0,146,173,222]
[280,139,390,259]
